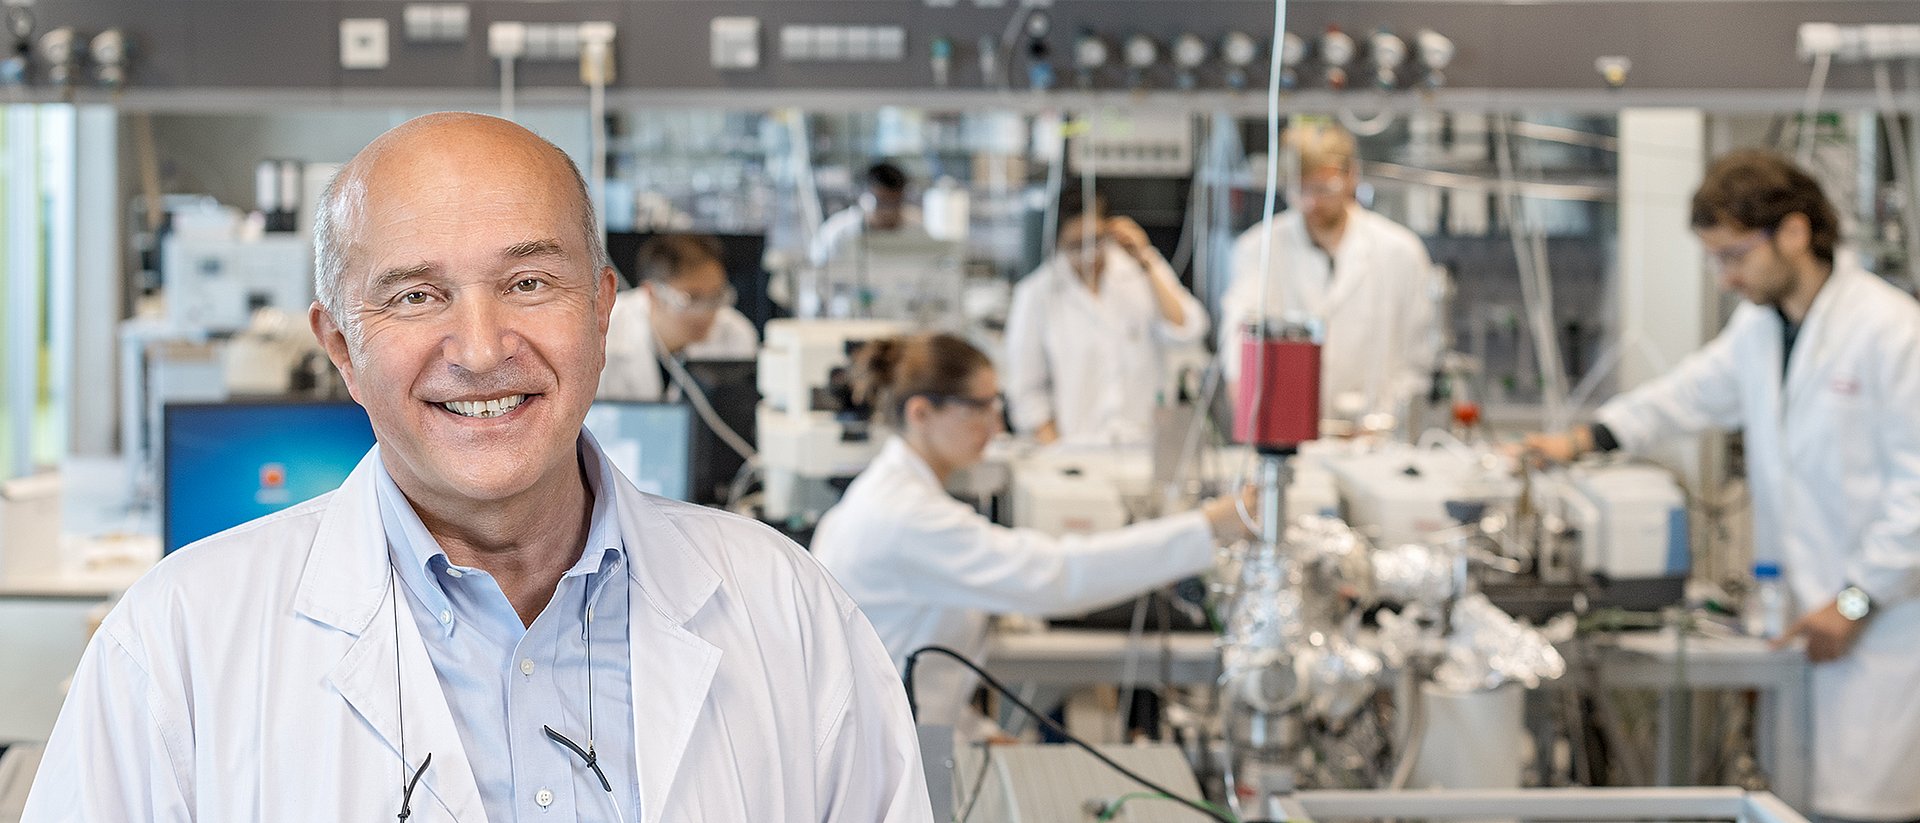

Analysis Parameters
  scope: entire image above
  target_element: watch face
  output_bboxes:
[1839,587,1871,621]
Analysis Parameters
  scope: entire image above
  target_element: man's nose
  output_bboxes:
[443,294,521,373]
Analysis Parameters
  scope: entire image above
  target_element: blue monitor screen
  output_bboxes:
[163,402,377,555]
[583,401,692,501]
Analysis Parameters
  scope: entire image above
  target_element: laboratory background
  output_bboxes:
[2,0,1920,820]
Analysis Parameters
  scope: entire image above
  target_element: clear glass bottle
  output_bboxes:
[1746,563,1787,639]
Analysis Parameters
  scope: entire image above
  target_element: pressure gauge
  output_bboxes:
[1370,31,1406,69]
[1123,34,1157,69]
[1173,33,1207,69]
[1074,32,1109,70]
[1279,32,1307,68]
[1416,29,1454,70]
[1222,30,1259,67]
[1319,29,1356,67]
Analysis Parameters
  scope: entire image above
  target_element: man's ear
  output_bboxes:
[309,301,360,403]
[597,266,619,336]
[1776,212,1813,257]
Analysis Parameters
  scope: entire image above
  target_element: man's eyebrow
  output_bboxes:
[502,238,566,259]
[366,263,434,298]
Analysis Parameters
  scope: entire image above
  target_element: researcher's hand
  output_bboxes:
[1774,600,1869,663]
[1203,486,1260,543]
[1516,428,1591,467]
[1035,420,1061,445]
[1106,216,1156,266]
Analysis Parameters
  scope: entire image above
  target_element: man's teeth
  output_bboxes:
[441,394,527,418]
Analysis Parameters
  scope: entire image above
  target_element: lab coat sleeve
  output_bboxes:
[890,504,1218,616]
[1142,251,1209,344]
[1002,276,1055,434]
[1848,327,1920,605]
[1593,320,1747,453]
[812,605,938,822]
[21,626,193,822]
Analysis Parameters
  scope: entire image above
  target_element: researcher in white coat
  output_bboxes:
[811,333,1256,733]
[1004,189,1209,446]
[599,233,758,402]
[1526,150,1920,822]
[809,161,925,269]
[24,113,930,822]
[1220,122,1438,424]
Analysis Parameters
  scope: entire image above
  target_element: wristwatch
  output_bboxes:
[1837,585,1874,622]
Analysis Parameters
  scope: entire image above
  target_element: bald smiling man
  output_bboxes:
[23,113,931,822]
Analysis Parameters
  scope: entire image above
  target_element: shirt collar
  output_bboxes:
[374,431,629,631]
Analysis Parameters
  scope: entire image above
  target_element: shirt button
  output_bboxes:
[444,568,463,578]
[520,658,536,676]
[438,610,452,625]
[535,788,554,808]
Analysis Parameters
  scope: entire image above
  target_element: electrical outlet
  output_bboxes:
[710,16,760,69]
[340,18,389,69]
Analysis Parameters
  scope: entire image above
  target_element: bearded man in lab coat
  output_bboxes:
[23,113,931,821]
[1220,121,1438,425]
[1527,150,1920,822]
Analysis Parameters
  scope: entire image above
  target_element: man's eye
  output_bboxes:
[514,278,543,293]
[400,291,431,305]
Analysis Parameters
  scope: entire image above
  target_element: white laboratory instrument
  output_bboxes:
[1316,443,1522,548]
[0,472,62,581]
[756,318,905,522]
[163,234,313,333]
[1536,461,1690,587]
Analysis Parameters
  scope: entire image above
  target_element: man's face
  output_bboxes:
[312,124,617,509]
[1298,165,1354,225]
[1057,214,1107,280]
[646,258,731,348]
[1698,222,1794,307]
[867,188,908,231]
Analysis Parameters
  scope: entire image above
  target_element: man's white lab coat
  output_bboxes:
[599,287,758,402]
[22,448,931,822]
[1220,207,1438,419]
[1595,261,1920,819]
[1004,246,1209,445]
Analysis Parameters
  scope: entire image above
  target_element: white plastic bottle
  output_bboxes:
[1746,563,1788,639]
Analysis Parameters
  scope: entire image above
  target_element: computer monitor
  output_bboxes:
[584,401,694,501]
[678,358,759,506]
[605,231,775,334]
[162,401,376,555]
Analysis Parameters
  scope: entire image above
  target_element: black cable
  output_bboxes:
[905,645,1233,823]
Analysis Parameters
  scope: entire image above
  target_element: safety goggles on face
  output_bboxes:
[921,392,1006,417]
[653,281,737,313]
[1057,235,1111,258]
[1705,230,1773,273]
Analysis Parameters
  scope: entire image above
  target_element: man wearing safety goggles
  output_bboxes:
[599,233,759,402]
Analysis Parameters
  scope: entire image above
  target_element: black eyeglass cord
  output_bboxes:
[544,597,615,794]
[391,569,433,820]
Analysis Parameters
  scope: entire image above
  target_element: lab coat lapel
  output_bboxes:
[616,483,724,817]
[1780,266,1855,464]
[1317,207,1368,318]
[295,449,489,823]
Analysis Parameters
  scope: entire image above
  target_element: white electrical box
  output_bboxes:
[710,17,761,70]
[1319,444,1521,548]
[339,18,390,69]
[163,235,314,333]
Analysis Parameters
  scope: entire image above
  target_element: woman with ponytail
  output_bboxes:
[811,332,1255,734]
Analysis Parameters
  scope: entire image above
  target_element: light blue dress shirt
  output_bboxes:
[377,434,639,822]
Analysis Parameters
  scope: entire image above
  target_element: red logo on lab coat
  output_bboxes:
[1830,377,1861,397]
